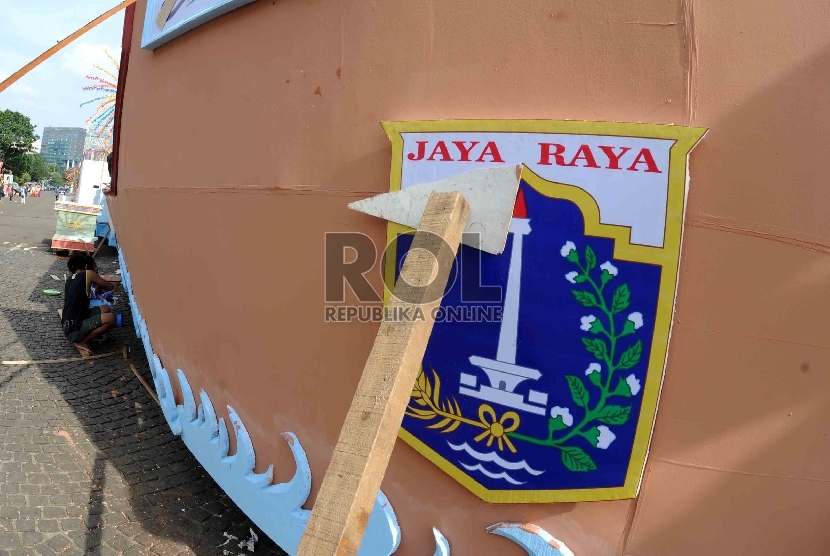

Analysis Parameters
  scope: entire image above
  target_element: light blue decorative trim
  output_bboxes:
[117,249,407,555]
[432,528,450,556]
[141,0,258,50]
[486,523,575,556]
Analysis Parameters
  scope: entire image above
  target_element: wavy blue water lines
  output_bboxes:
[447,441,545,475]
[459,462,526,485]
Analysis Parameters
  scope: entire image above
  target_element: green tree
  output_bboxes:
[19,172,32,184]
[0,110,38,163]
[5,153,50,181]
[47,163,67,185]
[25,154,48,181]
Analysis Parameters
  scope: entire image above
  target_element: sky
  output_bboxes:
[0,1,124,142]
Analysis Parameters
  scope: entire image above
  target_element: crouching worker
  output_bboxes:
[61,253,116,357]
[83,256,115,308]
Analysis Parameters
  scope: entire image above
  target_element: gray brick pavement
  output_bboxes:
[0,198,284,555]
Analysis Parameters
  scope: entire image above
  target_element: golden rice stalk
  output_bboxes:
[406,368,465,433]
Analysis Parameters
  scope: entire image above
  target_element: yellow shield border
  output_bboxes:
[382,120,706,503]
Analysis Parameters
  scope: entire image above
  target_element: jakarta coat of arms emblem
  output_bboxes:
[383,120,706,503]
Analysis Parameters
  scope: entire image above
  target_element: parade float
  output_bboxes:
[70,0,830,554]
[51,199,102,252]
[51,50,119,254]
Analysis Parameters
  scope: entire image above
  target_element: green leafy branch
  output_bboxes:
[508,242,644,472]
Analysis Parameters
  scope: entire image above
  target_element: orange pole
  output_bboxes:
[0,0,137,95]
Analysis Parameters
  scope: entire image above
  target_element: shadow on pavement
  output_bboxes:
[0,244,285,555]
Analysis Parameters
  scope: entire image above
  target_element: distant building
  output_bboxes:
[41,127,87,168]
[32,139,41,153]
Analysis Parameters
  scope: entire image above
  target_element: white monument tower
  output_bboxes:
[459,189,549,415]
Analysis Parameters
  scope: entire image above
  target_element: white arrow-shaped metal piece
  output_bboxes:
[348,165,523,255]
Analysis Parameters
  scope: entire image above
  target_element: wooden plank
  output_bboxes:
[129,363,160,406]
[92,224,111,257]
[348,165,522,255]
[297,192,470,556]
[2,346,127,366]
[0,0,137,95]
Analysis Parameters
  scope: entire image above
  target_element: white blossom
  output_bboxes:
[628,312,644,330]
[626,374,641,396]
[560,241,576,258]
[584,363,601,376]
[565,271,579,284]
[596,426,616,449]
[600,261,618,276]
[549,406,573,427]
[580,315,596,331]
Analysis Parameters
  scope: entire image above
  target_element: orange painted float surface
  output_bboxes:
[107,0,830,554]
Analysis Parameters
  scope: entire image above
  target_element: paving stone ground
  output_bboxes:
[0,195,284,555]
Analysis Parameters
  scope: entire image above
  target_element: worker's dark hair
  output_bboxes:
[84,255,96,270]
[67,253,87,273]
